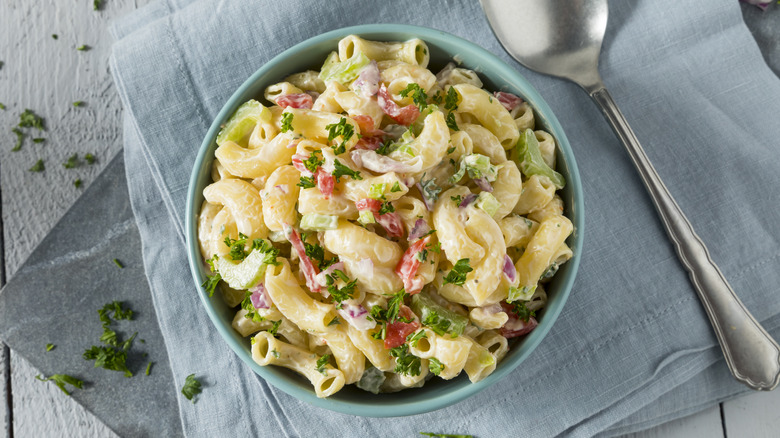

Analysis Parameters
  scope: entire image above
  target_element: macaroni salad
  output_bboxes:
[197,36,573,397]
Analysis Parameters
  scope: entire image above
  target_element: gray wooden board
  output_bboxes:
[0,153,183,438]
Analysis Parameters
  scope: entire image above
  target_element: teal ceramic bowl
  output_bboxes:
[186,24,583,417]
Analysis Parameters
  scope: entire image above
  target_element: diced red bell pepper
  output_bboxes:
[377,84,420,126]
[283,224,321,293]
[384,305,420,349]
[394,236,431,295]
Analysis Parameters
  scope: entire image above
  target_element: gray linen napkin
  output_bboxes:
[110,0,780,436]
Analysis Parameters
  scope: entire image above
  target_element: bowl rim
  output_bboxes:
[185,23,584,417]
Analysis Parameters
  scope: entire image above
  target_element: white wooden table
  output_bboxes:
[1,1,778,437]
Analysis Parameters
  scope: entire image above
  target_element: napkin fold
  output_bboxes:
[110,0,780,436]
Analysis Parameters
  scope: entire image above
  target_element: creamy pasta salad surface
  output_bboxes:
[198,36,573,397]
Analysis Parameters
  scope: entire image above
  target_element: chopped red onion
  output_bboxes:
[249,283,271,309]
[741,0,771,10]
[408,218,431,241]
[493,91,524,111]
[502,255,517,283]
[459,193,478,208]
[353,61,380,98]
[337,304,377,331]
[473,177,493,192]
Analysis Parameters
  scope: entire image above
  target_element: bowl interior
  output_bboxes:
[186,24,584,417]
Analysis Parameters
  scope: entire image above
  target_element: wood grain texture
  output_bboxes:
[0,1,149,437]
[723,390,780,438]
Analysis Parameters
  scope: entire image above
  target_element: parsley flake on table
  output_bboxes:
[12,128,24,151]
[0,102,6,110]
[74,178,83,188]
[85,153,96,164]
[19,109,45,130]
[181,374,203,402]
[63,153,79,168]
[32,137,45,143]
[280,112,294,133]
[52,34,58,40]
[146,361,154,376]
[93,0,102,10]
[35,374,85,396]
[77,45,90,51]
[46,343,55,352]
[73,101,84,107]
[29,159,45,172]
[442,258,472,286]
[113,258,124,268]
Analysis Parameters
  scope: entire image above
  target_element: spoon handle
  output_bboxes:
[588,85,780,391]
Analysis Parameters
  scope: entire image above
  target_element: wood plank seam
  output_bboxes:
[1,160,14,438]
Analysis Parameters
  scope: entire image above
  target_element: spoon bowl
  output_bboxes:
[481,0,780,390]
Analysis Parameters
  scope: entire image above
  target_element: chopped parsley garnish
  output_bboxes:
[12,128,23,151]
[444,87,460,112]
[29,159,45,172]
[418,176,442,204]
[202,268,221,297]
[416,249,428,262]
[112,258,124,269]
[77,45,90,51]
[93,0,102,10]
[74,179,83,188]
[376,138,394,155]
[83,336,135,378]
[301,237,339,270]
[510,301,536,323]
[428,358,445,376]
[85,153,96,164]
[252,238,281,265]
[280,112,294,133]
[406,330,427,347]
[325,117,354,155]
[240,290,265,322]
[369,289,410,340]
[52,34,58,40]
[446,146,456,155]
[145,361,154,376]
[389,344,421,376]
[391,181,402,192]
[442,259,472,286]
[332,158,362,182]
[73,101,84,107]
[32,138,45,143]
[302,149,323,173]
[297,176,316,189]
[450,194,462,205]
[446,112,459,131]
[422,310,454,336]
[35,374,85,396]
[19,109,45,130]
[0,102,5,110]
[63,153,79,169]
[268,319,282,337]
[378,201,395,215]
[399,83,428,110]
[271,349,280,358]
[327,316,341,326]
[224,232,250,261]
[46,343,55,352]
[181,374,203,402]
[325,270,358,304]
[315,354,332,375]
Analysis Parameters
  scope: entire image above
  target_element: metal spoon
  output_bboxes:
[481,0,780,391]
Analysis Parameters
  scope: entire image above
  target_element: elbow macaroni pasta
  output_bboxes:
[197,36,574,397]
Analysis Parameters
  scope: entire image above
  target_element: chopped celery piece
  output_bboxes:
[215,250,269,290]
[319,51,370,84]
[410,293,469,338]
[513,129,565,189]
[356,366,385,394]
[368,183,387,200]
[358,210,376,225]
[449,157,467,184]
[463,154,498,181]
[508,285,536,302]
[300,213,339,231]
[216,100,271,147]
[476,192,501,216]
[479,350,496,367]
